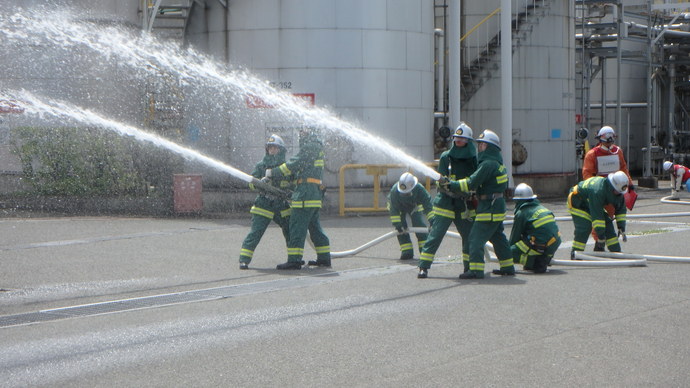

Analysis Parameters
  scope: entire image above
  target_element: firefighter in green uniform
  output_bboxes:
[238,134,292,270]
[274,126,331,270]
[509,183,561,273]
[568,171,628,260]
[387,172,433,260]
[449,129,515,279]
[417,123,478,279]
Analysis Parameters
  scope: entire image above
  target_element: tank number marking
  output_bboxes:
[270,81,292,89]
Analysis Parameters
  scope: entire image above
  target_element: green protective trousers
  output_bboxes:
[419,213,473,271]
[570,212,621,253]
[239,205,290,264]
[511,235,561,273]
[287,206,331,264]
[395,210,428,256]
[467,220,514,275]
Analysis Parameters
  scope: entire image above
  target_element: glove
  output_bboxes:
[395,225,404,234]
[437,176,450,190]
[264,168,272,177]
[628,184,635,191]
[618,230,627,242]
[260,176,270,183]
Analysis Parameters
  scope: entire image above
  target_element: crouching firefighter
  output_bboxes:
[568,171,628,259]
[273,126,331,270]
[387,172,433,260]
[238,134,292,270]
[509,183,561,273]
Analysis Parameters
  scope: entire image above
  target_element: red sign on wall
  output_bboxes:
[245,93,315,108]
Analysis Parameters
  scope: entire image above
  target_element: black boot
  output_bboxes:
[239,262,249,270]
[276,261,303,270]
[308,260,331,268]
[399,251,414,260]
[458,271,485,279]
[492,269,515,276]
[593,241,605,252]
[417,268,428,278]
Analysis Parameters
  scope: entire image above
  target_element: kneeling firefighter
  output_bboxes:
[509,183,561,273]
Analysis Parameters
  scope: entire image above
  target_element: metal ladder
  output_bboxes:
[141,0,208,41]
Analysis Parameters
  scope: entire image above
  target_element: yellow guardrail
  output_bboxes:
[460,7,500,42]
[338,163,437,216]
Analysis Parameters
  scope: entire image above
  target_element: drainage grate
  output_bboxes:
[0,264,414,328]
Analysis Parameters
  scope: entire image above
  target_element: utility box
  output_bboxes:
[173,174,203,213]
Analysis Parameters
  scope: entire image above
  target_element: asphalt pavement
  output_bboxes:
[1,186,689,387]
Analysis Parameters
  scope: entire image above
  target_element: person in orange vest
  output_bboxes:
[582,125,634,251]
[663,161,690,200]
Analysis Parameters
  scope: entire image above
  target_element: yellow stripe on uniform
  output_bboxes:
[250,206,274,219]
[420,252,434,263]
[568,207,591,221]
[287,247,304,256]
[433,206,455,219]
[315,245,330,254]
[533,214,555,228]
[278,163,291,175]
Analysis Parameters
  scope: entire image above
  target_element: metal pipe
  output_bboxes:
[435,28,445,114]
[601,57,607,128]
[501,0,513,187]
[448,0,461,127]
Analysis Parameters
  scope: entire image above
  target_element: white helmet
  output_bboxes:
[397,172,418,194]
[513,183,537,200]
[607,171,629,194]
[597,126,616,142]
[476,129,501,149]
[663,161,673,171]
[266,134,286,150]
[452,122,473,140]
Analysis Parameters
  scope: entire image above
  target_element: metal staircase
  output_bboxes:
[460,1,552,106]
[141,0,206,42]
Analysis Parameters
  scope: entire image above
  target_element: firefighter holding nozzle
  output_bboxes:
[238,134,292,270]
[444,129,516,280]
[568,171,629,259]
[417,123,478,279]
[387,172,433,260]
[509,183,561,273]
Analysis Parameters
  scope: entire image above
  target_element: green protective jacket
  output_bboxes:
[387,183,433,228]
[432,141,478,220]
[248,147,292,212]
[568,176,627,239]
[452,144,509,222]
[509,199,560,246]
[275,133,325,208]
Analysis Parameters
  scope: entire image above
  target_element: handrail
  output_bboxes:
[460,7,500,43]
[338,163,437,216]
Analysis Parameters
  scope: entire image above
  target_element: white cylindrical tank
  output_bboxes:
[187,0,435,186]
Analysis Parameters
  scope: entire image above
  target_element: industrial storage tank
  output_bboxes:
[185,0,436,186]
[460,0,577,192]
